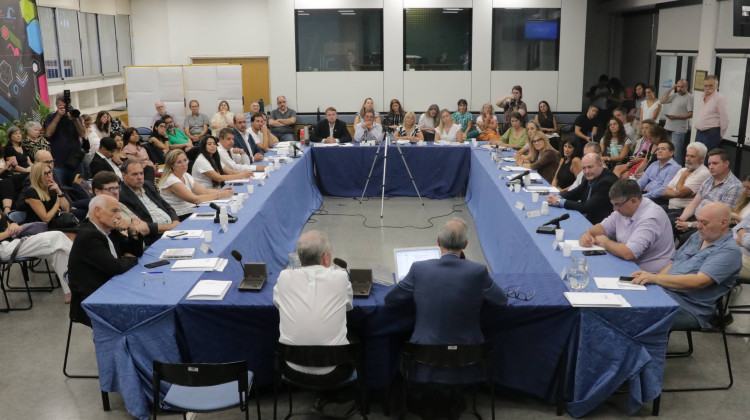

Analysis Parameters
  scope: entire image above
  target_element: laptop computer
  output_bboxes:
[393,246,441,282]
[349,268,373,297]
[238,262,267,291]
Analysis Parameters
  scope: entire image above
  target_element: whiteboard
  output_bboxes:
[717,58,747,142]
[125,65,243,130]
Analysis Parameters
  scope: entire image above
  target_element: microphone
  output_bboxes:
[210,202,238,223]
[292,142,303,158]
[508,170,530,183]
[333,257,348,272]
[542,213,570,226]
[536,213,570,234]
[231,250,243,262]
[209,202,221,212]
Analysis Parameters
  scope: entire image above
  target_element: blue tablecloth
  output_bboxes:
[311,142,471,199]
[83,143,678,420]
[82,150,322,420]
[467,147,678,417]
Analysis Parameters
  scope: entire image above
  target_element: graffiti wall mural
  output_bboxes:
[0,0,46,124]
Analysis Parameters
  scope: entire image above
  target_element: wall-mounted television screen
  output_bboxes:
[525,21,559,40]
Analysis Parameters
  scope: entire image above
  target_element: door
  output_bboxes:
[192,57,270,114]
[716,55,750,174]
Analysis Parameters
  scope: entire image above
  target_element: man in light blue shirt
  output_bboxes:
[580,179,674,273]
[636,141,681,205]
[630,202,741,330]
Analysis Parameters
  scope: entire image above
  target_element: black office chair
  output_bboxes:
[400,342,495,420]
[727,277,750,336]
[273,343,367,420]
[1,211,59,296]
[653,291,734,415]
[152,360,259,420]
[63,308,110,411]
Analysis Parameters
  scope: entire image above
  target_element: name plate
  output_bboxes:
[525,210,541,218]
[515,201,525,210]
[200,241,214,254]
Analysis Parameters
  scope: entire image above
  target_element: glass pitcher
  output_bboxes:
[566,257,592,290]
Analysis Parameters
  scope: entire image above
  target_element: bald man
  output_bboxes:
[630,202,741,330]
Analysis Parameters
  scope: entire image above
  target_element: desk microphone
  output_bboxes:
[231,250,244,272]
[508,170,530,183]
[292,142,303,158]
[536,213,570,234]
[209,202,238,223]
[333,257,348,273]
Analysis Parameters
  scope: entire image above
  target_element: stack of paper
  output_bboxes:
[171,258,228,272]
[164,230,204,239]
[189,212,216,220]
[523,186,559,193]
[564,292,631,307]
[594,277,647,291]
[159,248,196,259]
[186,280,232,300]
[561,240,605,252]
[501,165,528,172]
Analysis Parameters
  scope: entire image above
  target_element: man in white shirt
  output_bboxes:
[353,110,383,142]
[90,137,123,179]
[216,128,266,172]
[663,142,710,211]
[613,107,635,141]
[248,113,266,153]
[273,230,353,375]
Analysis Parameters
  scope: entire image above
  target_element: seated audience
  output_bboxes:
[311,107,352,143]
[551,139,584,192]
[259,114,280,151]
[395,111,423,142]
[492,112,526,149]
[580,179,674,272]
[91,171,149,236]
[118,159,179,245]
[191,135,253,189]
[232,113,264,159]
[662,142,710,212]
[535,100,557,134]
[22,121,50,159]
[210,100,234,137]
[354,98,382,126]
[435,109,464,143]
[615,121,662,179]
[636,141,681,205]
[93,111,111,139]
[112,134,127,167]
[452,99,476,139]
[82,115,100,172]
[639,86,662,124]
[566,142,603,191]
[268,96,297,142]
[631,202,741,330]
[547,153,618,224]
[273,230,353,379]
[732,211,750,280]
[90,137,123,179]
[164,115,192,151]
[151,101,170,126]
[159,150,234,221]
[475,103,499,142]
[68,195,144,327]
[385,218,507,385]
[516,122,559,184]
[573,105,599,143]
[148,119,170,163]
[4,126,32,174]
[418,104,440,141]
[731,175,750,224]
[600,118,631,168]
[496,85,528,128]
[383,99,406,133]
[21,162,71,225]
[674,148,743,236]
[354,110,384,142]
[122,127,156,182]
[613,106,635,141]
[184,100,210,144]
[514,119,546,157]
[217,128,266,172]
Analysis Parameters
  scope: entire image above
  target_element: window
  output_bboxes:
[98,14,118,74]
[55,9,83,77]
[492,8,560,71]
[404,8,472,71]
[295,9,383,72]
[79,12,101,75]
[115,15,133,70]
[38,7,60,79]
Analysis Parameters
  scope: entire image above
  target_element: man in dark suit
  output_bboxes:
[89,137,122,179]
[546,153,618,224]
[68,195,144,327]
[118,159,179,245]
[310,107,352,143]
[232,113,265,160]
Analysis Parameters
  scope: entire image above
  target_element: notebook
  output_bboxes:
[393,246,440,282]
[349,268,373,297]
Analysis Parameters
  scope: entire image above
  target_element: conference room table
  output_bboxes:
[83,141,677,420]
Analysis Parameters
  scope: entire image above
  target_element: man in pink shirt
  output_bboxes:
[693,75,728,161]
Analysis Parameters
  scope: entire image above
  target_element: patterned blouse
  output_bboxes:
[22,136,51,159]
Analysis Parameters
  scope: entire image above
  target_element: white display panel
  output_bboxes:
[718,58,747,142]
[656,56,677,123]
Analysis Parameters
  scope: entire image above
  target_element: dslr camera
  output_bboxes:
[63,89,81,119]
[509,99,517,108]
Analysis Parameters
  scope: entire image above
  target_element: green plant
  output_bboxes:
[0,95,53,146]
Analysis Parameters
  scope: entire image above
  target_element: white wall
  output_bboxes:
[131,0,588,113]
[656,4,701,51]
[716,0,750,50]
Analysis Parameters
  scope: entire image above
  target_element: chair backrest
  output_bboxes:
[8,211,26,224]
[152,360,248,391]
[275,343,362,368]
[402,342,492,368]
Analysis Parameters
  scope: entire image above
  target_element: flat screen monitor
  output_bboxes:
[393,246,440,281]
[525,21,559,40]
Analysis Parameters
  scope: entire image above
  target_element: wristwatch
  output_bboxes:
[688,222,693,228]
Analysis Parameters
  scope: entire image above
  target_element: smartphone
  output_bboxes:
[618,276,635,282]
[582,250,606,256]
[144,260,170,269]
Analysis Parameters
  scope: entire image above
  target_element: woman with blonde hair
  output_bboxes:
[395,112,424,142]
[210,100,234,137]
[158,149,234,220]
[435,109,464,143]
[22,162,71,224]
[516,123,559,183]
[476,103,499,142]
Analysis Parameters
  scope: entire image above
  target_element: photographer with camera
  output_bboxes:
[43,92,87,186]
[496,85,528,131]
